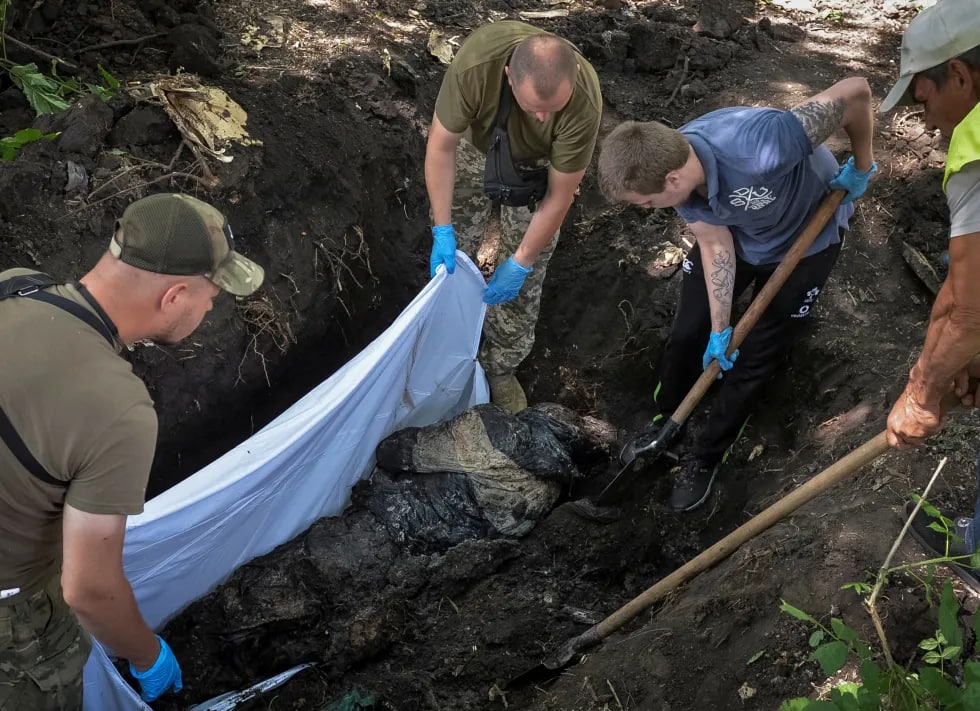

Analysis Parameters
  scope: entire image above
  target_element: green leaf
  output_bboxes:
[919,666,961,706]
[98,64,121,89]
[747,649,765,665]
[830,683,862,711]
[810,630,826,648]
[841,581,872,596]
[965,661,980,685]
[920,638,940,651]
[0,127,58,161]
[857,661,881,711]
[939,581,964,655]
[917,496,942,519]
[962,680,980,711]
[8,63,70,115]
[923,651,942,664]
[781,600,819,625]
[812,641,849,676]
[778,700,812,711]
[86,82,112,101]
[941,645,962,660]
[831,618,859,642]
[854,642,873,661]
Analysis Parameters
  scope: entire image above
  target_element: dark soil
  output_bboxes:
[3,0,978,709]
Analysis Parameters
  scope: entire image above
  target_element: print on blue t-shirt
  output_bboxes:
[674,107,854,266]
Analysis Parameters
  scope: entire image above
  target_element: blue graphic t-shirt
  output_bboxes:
[675,107,854,266]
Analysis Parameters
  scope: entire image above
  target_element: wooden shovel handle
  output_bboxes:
[671,189,846,424]
[593,430,889,639]
[590,380,970,642]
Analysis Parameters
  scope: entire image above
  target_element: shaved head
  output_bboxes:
[508,34,579,99]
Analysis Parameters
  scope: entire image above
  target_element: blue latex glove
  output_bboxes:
[484,256,533,305]
[829,156,877,203]
[130,635,183,703]
[430,224,457,277]
[702,327,739,377]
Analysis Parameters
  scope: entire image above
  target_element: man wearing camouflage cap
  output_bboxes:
[0,193,263,708]
[879,0,980,592]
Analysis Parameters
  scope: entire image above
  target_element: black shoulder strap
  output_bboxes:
[495,78,513,131]
[0,404,67,487]
[0,272,116,488]
[0,273,115,345]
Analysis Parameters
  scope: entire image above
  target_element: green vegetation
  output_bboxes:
[0,0,119,159]
[0,127,57,160]
[780,492,980,710]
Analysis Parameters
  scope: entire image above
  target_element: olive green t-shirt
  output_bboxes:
[0,269,157,597]
[434,21,602,173]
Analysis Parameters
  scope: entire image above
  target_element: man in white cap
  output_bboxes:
[880,0,980,589]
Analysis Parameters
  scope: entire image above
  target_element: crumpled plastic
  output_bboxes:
[132,74,261,164]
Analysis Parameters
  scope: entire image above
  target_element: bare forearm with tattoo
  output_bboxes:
[707,248,735,331]
[790,77,874,171]
[791,98,846,147]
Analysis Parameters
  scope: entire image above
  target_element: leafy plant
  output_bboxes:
[0,0,119,116]
[779,582,980,711]
[779,466,980,710]
[0,127,58,161]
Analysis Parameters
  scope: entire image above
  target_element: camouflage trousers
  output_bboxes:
[0,574,90,711]
[453,140,558,377]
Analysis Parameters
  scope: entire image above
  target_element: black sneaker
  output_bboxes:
[668,458,719,512]
[904,501,980,594]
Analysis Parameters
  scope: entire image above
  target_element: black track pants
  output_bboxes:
[654,236,843,464]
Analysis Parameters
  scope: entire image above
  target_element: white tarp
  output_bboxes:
[82,254,488,709]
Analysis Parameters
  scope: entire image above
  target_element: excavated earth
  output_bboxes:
[1,0,977,708]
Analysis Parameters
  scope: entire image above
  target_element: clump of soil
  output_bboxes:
[3,0,975,708]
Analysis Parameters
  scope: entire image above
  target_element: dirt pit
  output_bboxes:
[3,0,979,708]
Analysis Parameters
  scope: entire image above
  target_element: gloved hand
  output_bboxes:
[484,256,533,305]
[829,156,878,203]
[430,224,457,277]
[130,635,183,703]
[702,326,739,377]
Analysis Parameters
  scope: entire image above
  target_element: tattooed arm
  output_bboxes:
[689,220,737,332]
[789,77,874,172]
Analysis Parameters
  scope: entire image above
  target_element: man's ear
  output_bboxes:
[159,282,188,311]
[665,170,682,189]
[948,59,974,95]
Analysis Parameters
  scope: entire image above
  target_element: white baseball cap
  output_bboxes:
[880,0,980,113]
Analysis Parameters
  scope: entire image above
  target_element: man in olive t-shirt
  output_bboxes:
[0,193,264,709]
[425,21,602,412]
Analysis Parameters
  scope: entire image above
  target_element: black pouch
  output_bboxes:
[484,80,549,211]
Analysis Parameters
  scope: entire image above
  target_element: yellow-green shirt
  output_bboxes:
[0,269,156,597]
[944,101,980,192]
[434,21,602,174]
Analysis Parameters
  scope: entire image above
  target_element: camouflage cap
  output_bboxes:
[110,193,264,296]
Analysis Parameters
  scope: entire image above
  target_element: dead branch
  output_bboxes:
[77,33,165,53]
[665,56,690,108]
[1,33,79,73]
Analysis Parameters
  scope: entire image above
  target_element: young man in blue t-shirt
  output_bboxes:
[597,77,876,512]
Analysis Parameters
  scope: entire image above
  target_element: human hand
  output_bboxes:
[829,156,878,203]
[430,224,457,277]
[130,635,183,703]
[954,357,980,407]
[702,326,738,377]
[886,385,944,450]
[484,256,532,305]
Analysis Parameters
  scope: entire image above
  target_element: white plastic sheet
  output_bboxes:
[83,253,488,709]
